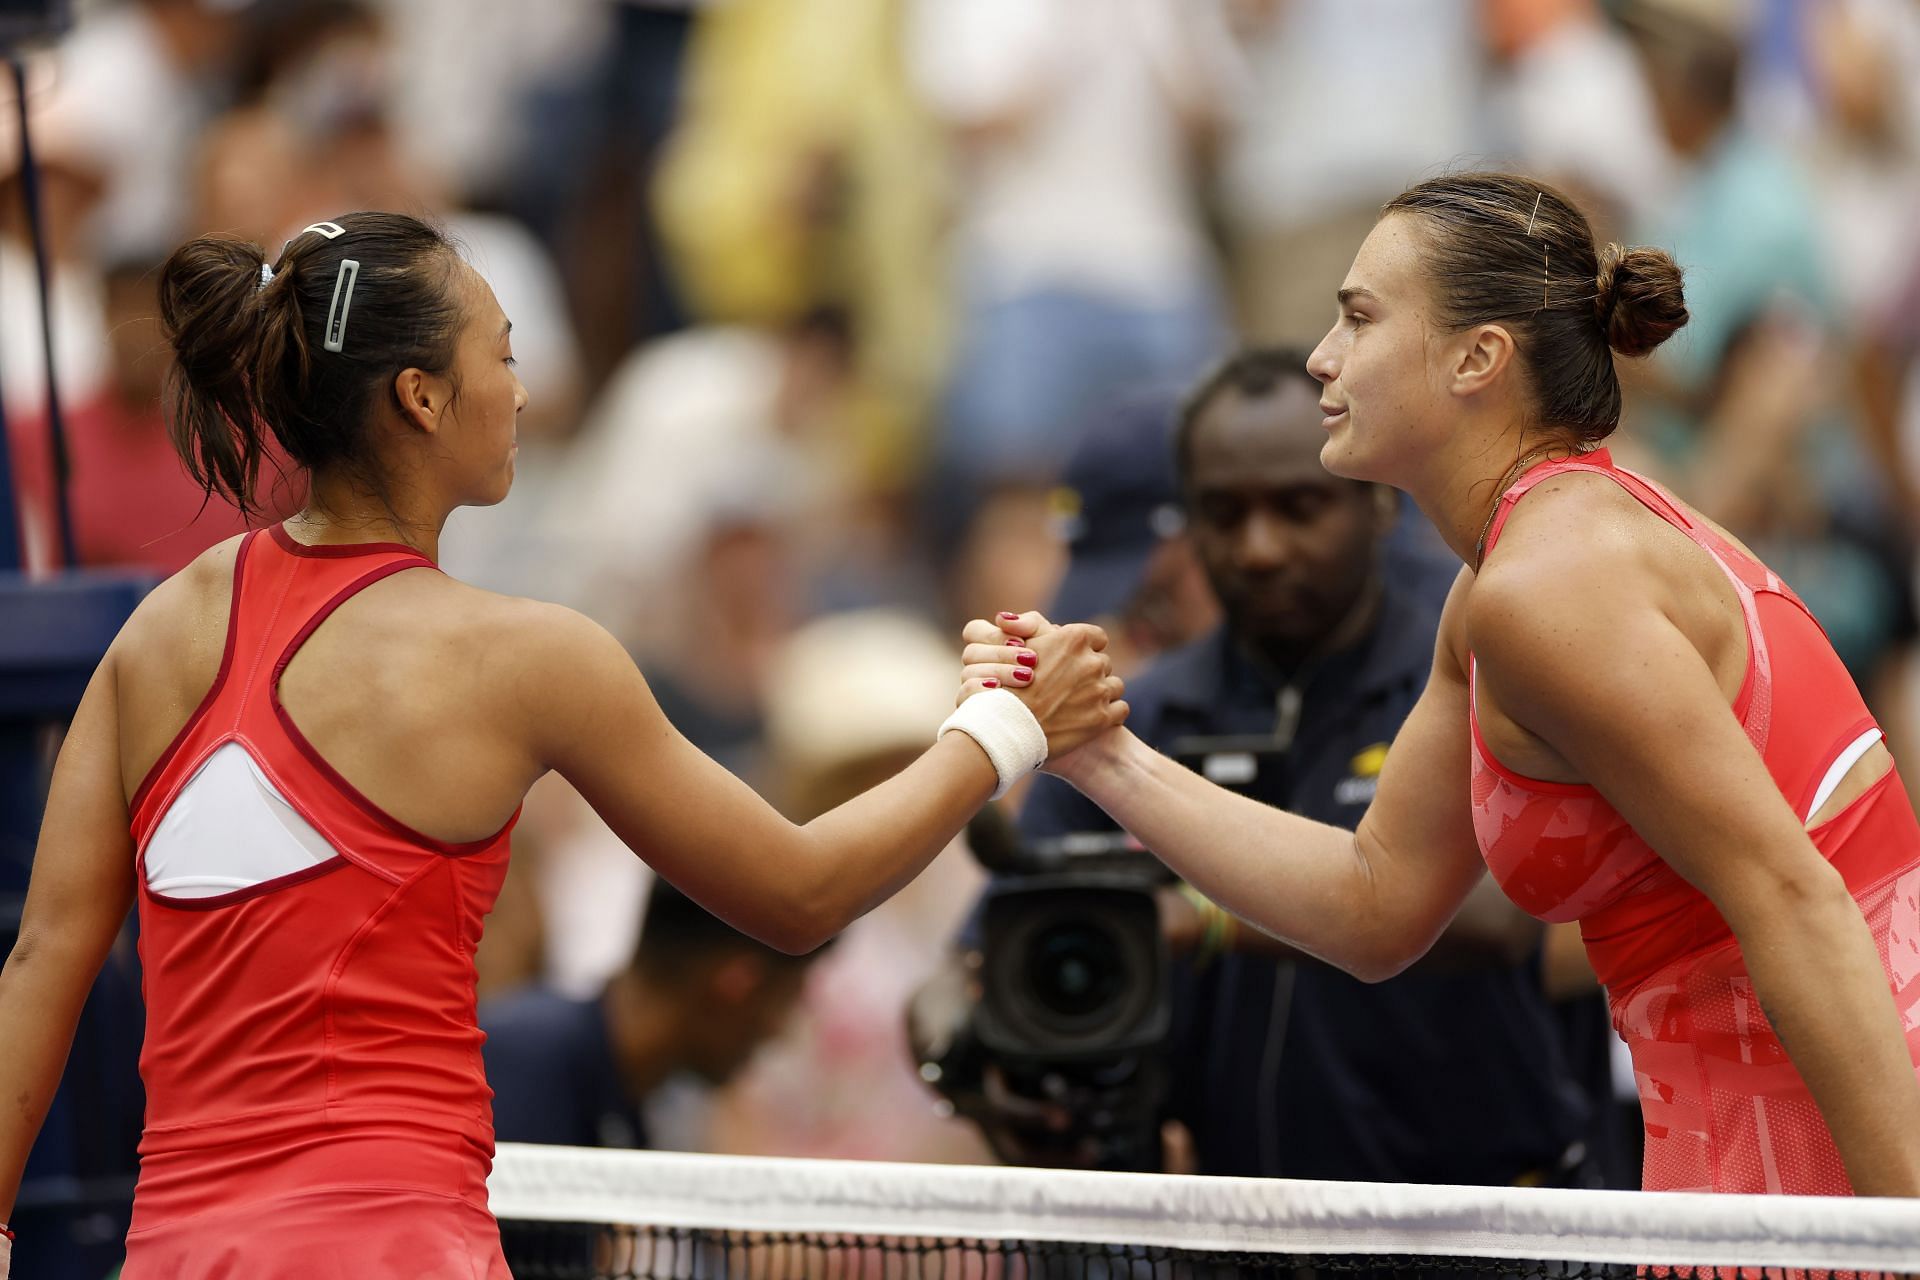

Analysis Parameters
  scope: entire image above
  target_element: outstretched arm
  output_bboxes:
[527,607,1125,955]
[965,574,1491,982]
[0,659,138,1225]
[1473,552,1920,1197]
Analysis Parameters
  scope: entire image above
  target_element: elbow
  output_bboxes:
[1336,829,1440,983]
[759,877,848,957]
[756,904,833,957]
[1345,936,1427,984]
[1720,853,1853,940]
[1328,912,1436,983]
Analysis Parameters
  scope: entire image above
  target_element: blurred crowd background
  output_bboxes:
[7,0,1920,1167]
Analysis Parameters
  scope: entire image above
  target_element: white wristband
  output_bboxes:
[939,687,1048,800]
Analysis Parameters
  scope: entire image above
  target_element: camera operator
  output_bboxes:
[933,348,1607,1186]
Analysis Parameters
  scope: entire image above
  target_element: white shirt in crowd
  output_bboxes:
[907,0,1242,305]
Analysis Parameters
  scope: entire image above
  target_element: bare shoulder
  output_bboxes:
[1468,480,1668,673]
[109,534,247,666]
[417,581,652,772]
[413,578,635,698]
[427,579,616,655]
[1474,472,1678,607]
[1470,470,1728,648]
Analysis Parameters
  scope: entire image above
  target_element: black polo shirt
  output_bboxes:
[1016,586,1594,1184]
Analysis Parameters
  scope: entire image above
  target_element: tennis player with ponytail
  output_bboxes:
[965,173,1920,1196]
[0,212,1126,1277]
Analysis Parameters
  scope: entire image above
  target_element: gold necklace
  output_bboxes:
[1474,443,1574,568]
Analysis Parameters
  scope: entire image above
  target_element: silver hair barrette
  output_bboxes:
[258,263,275,292]
[323,259,361,353]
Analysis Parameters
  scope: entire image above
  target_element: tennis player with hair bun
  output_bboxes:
[965,173,1920,1197]
[0,212,1124,1277]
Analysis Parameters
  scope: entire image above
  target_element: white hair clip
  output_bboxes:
[282,222,348,257]
[258,263,275,291]
[323,259,361,353]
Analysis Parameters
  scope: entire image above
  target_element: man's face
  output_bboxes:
[1183,381,1389,658]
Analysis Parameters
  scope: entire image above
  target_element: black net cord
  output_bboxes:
[494,1223,1905,1280]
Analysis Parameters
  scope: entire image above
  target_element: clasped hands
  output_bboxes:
[956,611,1129,771]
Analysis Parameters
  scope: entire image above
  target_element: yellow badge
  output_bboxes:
[1349,743,1390,778]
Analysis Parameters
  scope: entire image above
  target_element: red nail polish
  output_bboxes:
[999,612,1021,621]
[982,678,1000,688]
[1016,651,1037,668]
[1012,668,1032,683]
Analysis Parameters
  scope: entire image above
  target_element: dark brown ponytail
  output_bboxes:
[158,212,465,517]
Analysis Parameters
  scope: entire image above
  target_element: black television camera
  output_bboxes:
[913,811,1176,1172]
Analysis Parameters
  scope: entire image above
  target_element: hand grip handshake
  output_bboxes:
[953,611,1129,771]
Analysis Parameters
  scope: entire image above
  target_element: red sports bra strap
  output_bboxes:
[1481,448,1697,557]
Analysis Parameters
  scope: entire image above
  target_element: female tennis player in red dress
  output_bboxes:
[966,174,1920,1196]
[0,213,1125,1278]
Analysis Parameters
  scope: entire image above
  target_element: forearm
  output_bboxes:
[784,734,997,950]
[1058,730,1404,978]
[1735,873,1920,1196]
[0,938,105,1220]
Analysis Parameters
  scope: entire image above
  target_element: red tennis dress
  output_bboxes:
[122,527,517,1277]
[1469,451,1920,1194]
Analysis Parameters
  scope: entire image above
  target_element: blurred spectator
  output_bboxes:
[1221,0,1478,346]
[1044,386,1221,673]
[5,258,296,576]
[1477,0,1675,233]
[496,1,698,362]
[481,883,817,1149]
[1800,0,1920,540]
[908,0,1235,491]
[32,0,241,262]
[656,0,950,492]
[188,105,317,248]
[701,611,994,1163]
[1618,0,1910,681]
[355,0,606,209]
[1799,0,1920,330]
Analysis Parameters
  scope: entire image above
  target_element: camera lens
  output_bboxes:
[1027,922,1125,1020]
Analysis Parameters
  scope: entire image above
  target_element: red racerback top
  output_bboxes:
[123,527,517,1261]
[1467,451,1920,1194]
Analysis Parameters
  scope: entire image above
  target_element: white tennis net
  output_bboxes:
[489,1143,1920,1279]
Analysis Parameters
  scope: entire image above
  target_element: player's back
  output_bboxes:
[115,528,525,1256]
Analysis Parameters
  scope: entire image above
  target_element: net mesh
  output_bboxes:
[488,1145,1920,1280]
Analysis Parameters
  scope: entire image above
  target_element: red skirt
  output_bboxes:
[123,1121,508,1278]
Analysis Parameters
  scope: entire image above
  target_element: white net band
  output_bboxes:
[489,1144,1920,1272]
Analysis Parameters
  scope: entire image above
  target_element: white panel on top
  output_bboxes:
[145,741,339,898]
